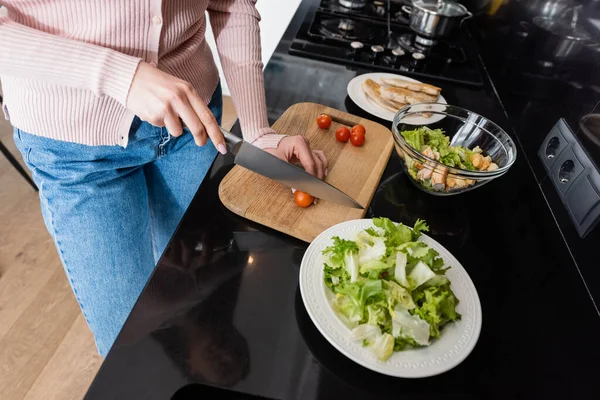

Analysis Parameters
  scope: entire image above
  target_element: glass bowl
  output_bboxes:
[392,104,517,196]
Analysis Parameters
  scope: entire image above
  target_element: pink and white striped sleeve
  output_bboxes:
[207,0,284,149]
[0,16,141,107]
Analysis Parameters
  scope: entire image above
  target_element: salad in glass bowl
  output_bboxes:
[393,104,517,195]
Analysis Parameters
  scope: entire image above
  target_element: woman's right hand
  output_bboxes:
[126,62,226,154]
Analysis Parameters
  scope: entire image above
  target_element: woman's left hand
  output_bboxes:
[264,136,328,180]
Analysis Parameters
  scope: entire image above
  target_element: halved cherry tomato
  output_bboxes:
[351,124,366,136]
[350,132,365,147]
[317,114,332,129]
[294,191,314,208]
[335,126,351,143]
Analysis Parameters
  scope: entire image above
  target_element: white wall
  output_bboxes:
[205,0,302,96]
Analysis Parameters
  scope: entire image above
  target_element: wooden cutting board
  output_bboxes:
[218,102,394,242]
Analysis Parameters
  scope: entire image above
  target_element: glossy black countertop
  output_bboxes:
[470,0,600,311]
[84,2,600,399]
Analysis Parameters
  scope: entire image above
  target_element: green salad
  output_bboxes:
[322,218,460,361]
[401,127,498,192]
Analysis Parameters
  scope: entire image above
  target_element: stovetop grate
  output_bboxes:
[289,0,484,87]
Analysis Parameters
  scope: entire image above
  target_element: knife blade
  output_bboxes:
[220,127,363,209]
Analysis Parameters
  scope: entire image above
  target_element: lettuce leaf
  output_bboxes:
[333,280,384,324]
[359,259,389,275]
[361,280,384,304]
[411,284,461,338]
[324,263,348,289]
[440,151,461,168]
[373,218,413,253]
[364,227,382,237]
[408,261,436,289]
[414,246,447,273]
[412,218,429,240]
[425,128,450,154]
[417,247,439,267]
[384,280,415,313]
[333,283,363,324]
[370,333,395,361]
[401,127,426,151]
[394,336,422,351]
[410,243,430,259]
[366,304,387,326]
[392,307,430,345]
[394,251,408,288]
[401,126,448,154]
[398,241,446,273]
[357,235,387,265]
[454,146,477,170]
[371,218,430,253]
[355,231,374,247]
[322,236,359,268]
[344,251,359,283]
[333,293,362,324]
[421,274,449,288]
[351,323,381,342]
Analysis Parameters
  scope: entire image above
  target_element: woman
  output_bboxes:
[0,0,327,356]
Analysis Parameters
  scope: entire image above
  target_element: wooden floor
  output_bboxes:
[0,97,237,400]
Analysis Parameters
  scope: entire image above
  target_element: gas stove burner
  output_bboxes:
[398,33,435,54]
[319,18,372,41]
[393,11,410,25]
[366,2,386,16]
[338,0,366,9]
[338,18,355,32]
[415,35,437,47]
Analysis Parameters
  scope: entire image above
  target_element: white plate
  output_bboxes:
[347,72,448,125]
[299,219,482,378]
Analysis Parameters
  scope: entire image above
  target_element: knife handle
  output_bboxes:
[329,114,360,128]
[220,127,243,154]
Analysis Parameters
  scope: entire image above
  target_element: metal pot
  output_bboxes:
[527,5,594,60]
[537,0,575,18]
[517,0,575,19]
[402,0,473,39]
[579,114,600,148]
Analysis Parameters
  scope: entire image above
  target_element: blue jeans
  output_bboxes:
[13,85,222,356]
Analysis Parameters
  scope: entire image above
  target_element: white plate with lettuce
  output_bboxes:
[299,218,481,378]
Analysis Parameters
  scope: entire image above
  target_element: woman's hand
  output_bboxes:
[265,136,328,180]
[126,62,227,154]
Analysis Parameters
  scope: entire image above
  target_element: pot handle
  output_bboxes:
[459,11,473,26]
[517,21,530,38]
[558,5,582,29]
[401,5,412,15]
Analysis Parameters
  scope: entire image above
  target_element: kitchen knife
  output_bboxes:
[220,127,364,209]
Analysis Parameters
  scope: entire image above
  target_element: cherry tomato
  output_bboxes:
[317,114,332,129]
[335,126,351,143]
[352,124,366,136]
[350,132,365,147]
[294,191,314,208]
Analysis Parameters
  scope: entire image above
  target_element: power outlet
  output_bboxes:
[551,146,585,195]
[538,119,571,170]
[538,119,600,238]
